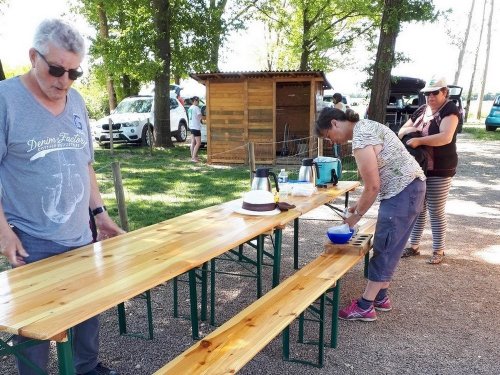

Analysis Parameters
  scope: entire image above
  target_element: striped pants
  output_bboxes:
[409,176,452,253]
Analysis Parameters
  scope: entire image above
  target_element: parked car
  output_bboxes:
[366,77,464,133]
[448,85,464,133]
[485,95,500,131]
[93,94,188,147]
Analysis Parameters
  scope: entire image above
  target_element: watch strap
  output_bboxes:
[92,206,107,216]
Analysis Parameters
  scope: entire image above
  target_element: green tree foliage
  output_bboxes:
[366,0,438,124]
[256,0,379,71]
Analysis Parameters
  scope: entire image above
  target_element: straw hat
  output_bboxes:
[421,77,448,92]
[232,190,281,216]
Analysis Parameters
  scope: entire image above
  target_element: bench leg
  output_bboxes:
[330,279,341,348]
[0,336,51,375]
[117,292,154,340]
[318,294,325,367]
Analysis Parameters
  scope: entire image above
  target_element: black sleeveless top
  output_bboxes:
[410,101,460,177]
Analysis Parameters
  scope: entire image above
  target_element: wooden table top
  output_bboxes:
[0,181,359,342]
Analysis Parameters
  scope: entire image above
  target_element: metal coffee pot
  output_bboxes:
[298,158,320,184]
[251,167,280,192]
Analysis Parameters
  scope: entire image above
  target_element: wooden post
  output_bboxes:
[248,142,255,186]
[317,138,323,157]
[111,161,129,232]
[108,118,114,155]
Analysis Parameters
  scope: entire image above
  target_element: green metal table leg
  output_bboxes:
[345,191,350,208]
[364,253,369,278]
[293,218,299,269]
[201,263,208,321]
[145,290,154,340]
[238,244,244,261]
[298,312,305,343]
[210,258,216,326]
[173,277,179,318]
[272,228,283,287]
[0,337,48,374]
[56,335,74,375]
[330,279,341,348]
[256,235,263,298]
[282,326,290,360]
[117,302,127,335]
[188,269,199,339]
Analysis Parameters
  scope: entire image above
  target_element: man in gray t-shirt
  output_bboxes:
[0,19,124,375]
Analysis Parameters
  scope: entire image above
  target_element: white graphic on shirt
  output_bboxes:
[41,151,84,223]
[28,132,87,161]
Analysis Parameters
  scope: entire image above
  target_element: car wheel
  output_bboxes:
[141,124,154,146]
[176,122,188,142]
[485,125,496,131]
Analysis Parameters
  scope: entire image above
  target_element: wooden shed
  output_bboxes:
[189,71,332,164]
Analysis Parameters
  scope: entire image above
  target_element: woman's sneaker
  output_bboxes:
[339,300,377,321]
[374,296,392,311]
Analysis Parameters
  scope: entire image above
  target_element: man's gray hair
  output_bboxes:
[33,18,85,57]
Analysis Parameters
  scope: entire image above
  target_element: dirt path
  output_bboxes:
[1,133,499,375]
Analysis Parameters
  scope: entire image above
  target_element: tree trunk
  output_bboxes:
[367,0,402,124]
[477,0,494,119]
[97,2,117,111]
[453,0,476,85]
[0,59,5,81]
[465,0,487,122]
[152,0,173,148]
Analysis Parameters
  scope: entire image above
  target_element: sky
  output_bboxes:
[1,0,498,95]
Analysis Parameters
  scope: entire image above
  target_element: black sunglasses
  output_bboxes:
[424,89,442,97]
[35,50,83,80]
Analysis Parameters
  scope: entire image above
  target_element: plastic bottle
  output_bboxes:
[278,169,288,183]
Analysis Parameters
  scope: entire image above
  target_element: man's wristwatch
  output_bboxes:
[92,206,107,216]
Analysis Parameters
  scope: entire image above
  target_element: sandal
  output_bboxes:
[427,252,444,264]
[401,247,420,258]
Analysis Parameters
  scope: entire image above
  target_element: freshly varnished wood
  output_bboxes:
[0,182,359,343]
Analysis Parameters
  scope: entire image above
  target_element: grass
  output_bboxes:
[462,122,500,141]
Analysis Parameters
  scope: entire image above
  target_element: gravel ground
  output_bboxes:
[1,133,499,375]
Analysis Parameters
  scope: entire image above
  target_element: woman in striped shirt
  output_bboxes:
[315,107,426,321]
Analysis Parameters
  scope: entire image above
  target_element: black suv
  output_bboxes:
[384,76,463,133]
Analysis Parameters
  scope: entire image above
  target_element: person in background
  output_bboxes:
[188,96,202,162]
[315,108,426,321]
[331,92,346,157]
[398,77,459,264]
[333,92,346,111]
[0,18,124,375]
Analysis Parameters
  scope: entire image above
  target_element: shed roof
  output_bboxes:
[190,70,332,90]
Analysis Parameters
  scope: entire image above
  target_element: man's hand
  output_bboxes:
[94,214,126,241]
[0,227,29,267]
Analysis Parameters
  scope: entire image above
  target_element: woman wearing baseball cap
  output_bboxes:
[398,77,460,264]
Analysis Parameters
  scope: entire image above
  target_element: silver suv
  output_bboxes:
[93,95,188,147]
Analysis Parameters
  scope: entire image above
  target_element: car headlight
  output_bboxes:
[121,121,140,127]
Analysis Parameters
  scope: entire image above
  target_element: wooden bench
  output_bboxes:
[153,219,376,374]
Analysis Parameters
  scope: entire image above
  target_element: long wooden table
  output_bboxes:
[0,181,359,374]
